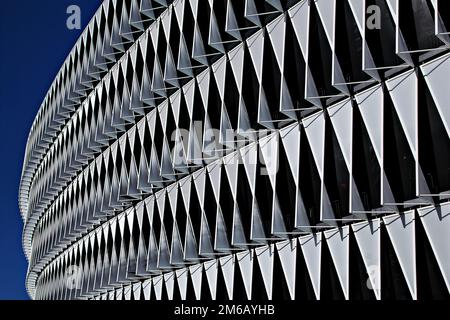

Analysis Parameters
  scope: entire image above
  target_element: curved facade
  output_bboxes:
[20,0,450,300]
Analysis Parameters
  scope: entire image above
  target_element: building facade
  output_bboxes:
[19,0,450,300]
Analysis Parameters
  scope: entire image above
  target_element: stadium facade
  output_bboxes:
[19,0,450,300]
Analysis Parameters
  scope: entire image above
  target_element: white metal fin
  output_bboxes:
[236,250,253,299]
[255,245,275,300]
[420,53,450,136]
[275,239,296,300]
[382,211,417,300]
[418,203,450,292]
[299,232,322,300]
[324,226,350,300]
[351,219,381,300]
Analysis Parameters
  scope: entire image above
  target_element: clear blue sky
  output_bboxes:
[0,0,102,300]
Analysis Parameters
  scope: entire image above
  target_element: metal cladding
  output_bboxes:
[19,0,450,300]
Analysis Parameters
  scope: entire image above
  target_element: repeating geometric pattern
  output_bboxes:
[19,0,450,300]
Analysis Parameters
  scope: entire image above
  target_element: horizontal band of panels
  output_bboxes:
[35,203,450,300]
